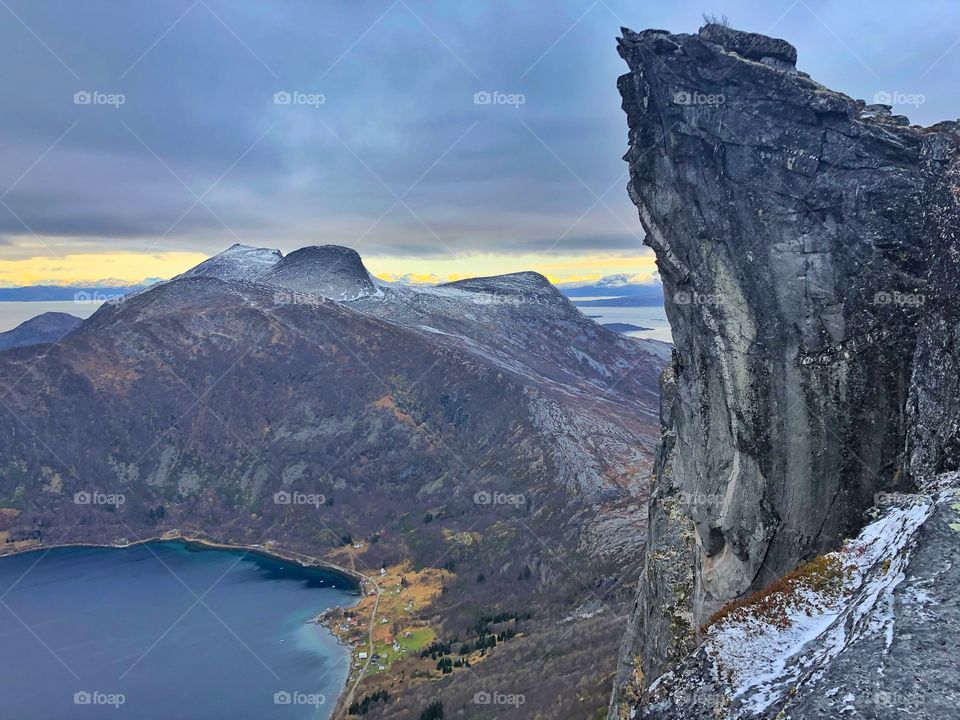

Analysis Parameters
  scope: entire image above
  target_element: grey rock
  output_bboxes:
[610,22,960,719]
[261,245,377,301]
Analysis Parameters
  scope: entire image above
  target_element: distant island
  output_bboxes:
[573,295,663,307]
[602,322,651,333]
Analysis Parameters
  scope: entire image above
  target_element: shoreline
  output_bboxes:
[0,532,367,590]
[0,531,376,718]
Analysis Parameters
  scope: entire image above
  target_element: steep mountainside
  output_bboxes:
[0,246,664,719]
[262,245,378,300]
[0,312,81,351]
[610,23,960,719]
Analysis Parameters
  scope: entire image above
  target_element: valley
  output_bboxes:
[0,245,666,718]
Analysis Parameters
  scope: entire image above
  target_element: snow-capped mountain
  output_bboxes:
[175,243,282,282]
[260,245,377,301]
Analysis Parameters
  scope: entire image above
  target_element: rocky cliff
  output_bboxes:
[610,23,960,718]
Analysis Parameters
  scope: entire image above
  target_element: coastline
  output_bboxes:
[0,531,366,590]
[0,530,375,719]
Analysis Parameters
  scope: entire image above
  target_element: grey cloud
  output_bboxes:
[0,0,957,259]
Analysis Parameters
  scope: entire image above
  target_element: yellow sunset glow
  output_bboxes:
[0,250,658,287]
[0,252,210,287]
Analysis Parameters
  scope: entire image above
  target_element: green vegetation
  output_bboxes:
[348,689,389,716]
[418,700,443,720]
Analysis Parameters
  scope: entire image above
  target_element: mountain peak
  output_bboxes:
[260,245,376,301]
[177,244,282,283]
[0,311,81,351]
[441,271,559,299]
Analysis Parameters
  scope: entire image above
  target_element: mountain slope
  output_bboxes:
[174,243,282,282]
[0,248,665,719]
[261,245,377,300]
[0,312,81,351]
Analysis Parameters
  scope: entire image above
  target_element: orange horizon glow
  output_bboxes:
[0,250,659,287]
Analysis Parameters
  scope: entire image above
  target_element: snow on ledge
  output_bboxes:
[660,485,954,716]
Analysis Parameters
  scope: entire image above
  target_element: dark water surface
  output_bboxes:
[0,542,357,719]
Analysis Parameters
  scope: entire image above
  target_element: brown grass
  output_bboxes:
[704,554,852,632]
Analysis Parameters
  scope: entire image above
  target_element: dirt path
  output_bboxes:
[335,574,382,718]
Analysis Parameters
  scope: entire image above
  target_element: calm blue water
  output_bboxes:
[579,303,673,343]
[0,542,357,719]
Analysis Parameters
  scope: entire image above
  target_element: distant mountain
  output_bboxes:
[0,285,148,302]
[561,276,664,304]
[572,292,664,307]
[0,244,666,719]
[0,312,81,351]
[602,322,651,333]
[261,245,377,300]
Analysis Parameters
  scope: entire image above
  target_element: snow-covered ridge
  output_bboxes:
[176,243,282,282]
[441,271,568,304]
[642,475,960,719]
[260,245,376,301]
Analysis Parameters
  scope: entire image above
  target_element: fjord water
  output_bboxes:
[0,542,356,719]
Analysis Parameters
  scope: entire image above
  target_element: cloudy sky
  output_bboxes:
[0,0,957,285]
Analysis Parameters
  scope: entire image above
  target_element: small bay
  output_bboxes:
[0,541,356,719]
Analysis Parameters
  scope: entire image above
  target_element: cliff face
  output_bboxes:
[611,23,960,716]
